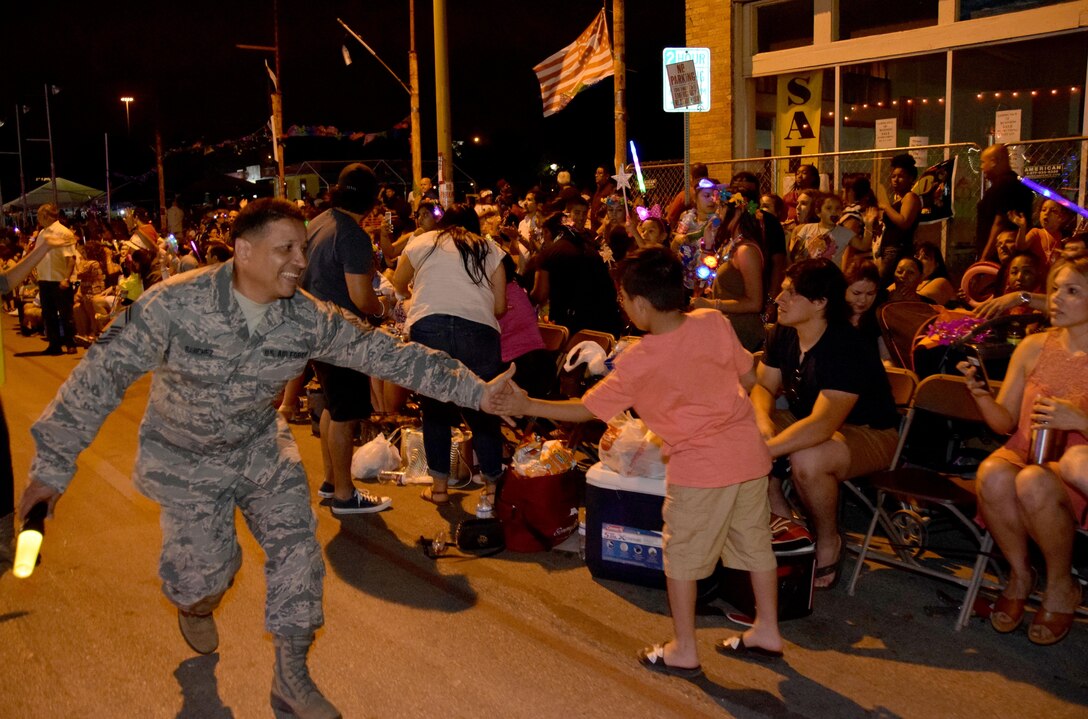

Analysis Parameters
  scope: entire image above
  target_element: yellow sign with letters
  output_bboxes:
[775,72,822,195]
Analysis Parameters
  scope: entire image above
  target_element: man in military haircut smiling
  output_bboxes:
[19,198,513,719]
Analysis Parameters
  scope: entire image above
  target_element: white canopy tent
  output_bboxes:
[2,178,105,211]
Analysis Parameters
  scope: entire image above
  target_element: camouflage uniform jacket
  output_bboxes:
[30,260,486,494]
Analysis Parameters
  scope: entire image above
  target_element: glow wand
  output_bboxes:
[1018,176,1088,220]
[629,141,646,194]
[13,502,47,579]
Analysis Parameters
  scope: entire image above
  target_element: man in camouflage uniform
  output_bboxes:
[18,198,512,719]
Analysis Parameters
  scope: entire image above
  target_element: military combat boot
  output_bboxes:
[270,634,340,719]
[177,590,226,655]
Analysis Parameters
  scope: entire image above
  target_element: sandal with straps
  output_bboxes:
[1028,583,1082,646]
[420,487,450,506]
[990,569,1036,634]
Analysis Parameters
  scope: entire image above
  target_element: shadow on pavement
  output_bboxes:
[693,658,899,719]
[325,513,479,612]
[174,653,232,719]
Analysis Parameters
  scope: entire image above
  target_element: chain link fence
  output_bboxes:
[633,137,1087,276]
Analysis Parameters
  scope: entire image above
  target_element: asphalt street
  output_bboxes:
[1,319,1085,719]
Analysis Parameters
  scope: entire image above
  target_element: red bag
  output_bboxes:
[495,467,580,552]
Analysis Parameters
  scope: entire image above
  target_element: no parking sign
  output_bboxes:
[662,47,710,113]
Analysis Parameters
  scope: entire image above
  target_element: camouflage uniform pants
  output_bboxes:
[141,431,325,637]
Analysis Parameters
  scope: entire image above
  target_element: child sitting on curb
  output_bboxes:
[492,246,784,676]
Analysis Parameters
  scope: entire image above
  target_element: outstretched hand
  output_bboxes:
[972,291,1021,320]
[480,364,520,425]
[488,377,531,419]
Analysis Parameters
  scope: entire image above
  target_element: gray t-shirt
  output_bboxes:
[300,208,374,318]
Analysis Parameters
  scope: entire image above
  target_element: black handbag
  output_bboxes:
[455,518,505,552]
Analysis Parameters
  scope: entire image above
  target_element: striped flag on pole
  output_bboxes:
[533,9,613,117]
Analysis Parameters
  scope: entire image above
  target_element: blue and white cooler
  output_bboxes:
[584,463,669,588]
[584,463,815,619]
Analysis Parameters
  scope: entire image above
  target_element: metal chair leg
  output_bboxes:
[956,531,994,631]
[848,490,886,596]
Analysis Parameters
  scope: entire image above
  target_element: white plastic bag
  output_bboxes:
[598,413,666,479]
[351,433,401,479]
[563,341,609,377]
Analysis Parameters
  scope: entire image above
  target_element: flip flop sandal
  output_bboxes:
[636,643,703,679]
[716,636,784,662]
[814,544,845,591]
[420,487,450,506]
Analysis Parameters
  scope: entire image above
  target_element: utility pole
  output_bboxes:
[433,0,453,207]
[15,105,28,226]
[612,0,627,175]
[44,85,57,207]
[156,129,167,229]
[409,0,422,194]
[105,133,111,221]
[337,15,421,198]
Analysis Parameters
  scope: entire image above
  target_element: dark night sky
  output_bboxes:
[1,0,687,200]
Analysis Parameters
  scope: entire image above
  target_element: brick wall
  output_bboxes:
[685,0,732,162]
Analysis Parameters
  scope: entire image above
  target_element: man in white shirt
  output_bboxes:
[166,197,184,236]
[33,203,78,354]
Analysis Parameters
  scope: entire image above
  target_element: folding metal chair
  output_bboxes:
[562,328,616,357]
[841,367,919,534]
[847,373,1001,630]
[537,322,570,355]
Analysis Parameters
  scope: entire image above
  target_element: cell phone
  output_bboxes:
[965,350,990,392]
[383,211,393,230]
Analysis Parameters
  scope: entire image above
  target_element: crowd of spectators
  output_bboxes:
[6,146,1086,656]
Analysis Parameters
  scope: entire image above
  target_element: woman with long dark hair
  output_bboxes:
[915,241,957,306]
[392,204,506,513]
[691,195,768,351]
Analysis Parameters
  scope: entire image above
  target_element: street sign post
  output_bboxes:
[662,47,710,113]
[662,47,711,204]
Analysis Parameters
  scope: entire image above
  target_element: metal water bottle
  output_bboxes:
[1028,427,1064,465]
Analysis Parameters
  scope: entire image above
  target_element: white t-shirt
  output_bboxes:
[790,223,855,267]
[33,222,77,282]
[403,230,503,333]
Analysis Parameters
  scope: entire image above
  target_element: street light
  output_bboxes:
[120,96,133,133]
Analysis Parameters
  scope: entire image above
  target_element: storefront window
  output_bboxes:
[756,0,814,53]
[838,0,938,39]
[951,33,1086,144]
[959,0,1076,21]
[838,54,947,152]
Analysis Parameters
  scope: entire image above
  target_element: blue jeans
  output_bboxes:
[409,314,503,480]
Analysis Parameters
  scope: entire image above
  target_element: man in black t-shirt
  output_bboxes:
[977,144,1034,261]
[752,259,899,589]
[300,164,392,515]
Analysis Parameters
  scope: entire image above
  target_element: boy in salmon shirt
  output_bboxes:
[492,246,783,676]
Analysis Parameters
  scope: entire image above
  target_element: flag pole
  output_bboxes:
[612,1,626,177]
[15,105,28,226]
